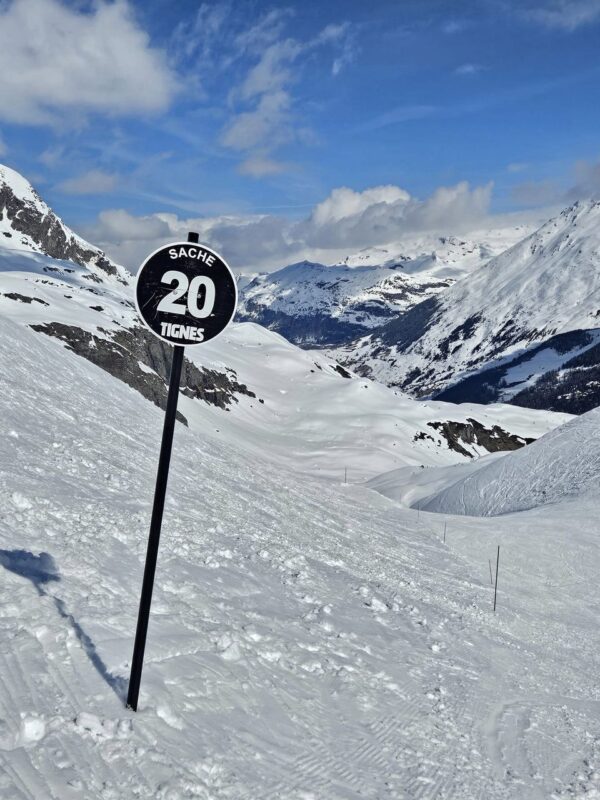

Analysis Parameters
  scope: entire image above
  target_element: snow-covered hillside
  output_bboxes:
[0,163,567,481]
[420,407,600,516]
[238,227,532,347]
[0,164,129,284]
[1,244,567,483]
[368,404,600,518]
[2,164,600,799]
[3,314,600,798]
[337,201,600,414]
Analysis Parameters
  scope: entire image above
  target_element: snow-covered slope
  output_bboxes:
[238,227,532,347]
[368,406,600,517]
[338,201,600,414]
[3,166,600,799]
[2,314,600,798]
[0,163,129,284]
[1,244,568,482]
[420,407,600,516]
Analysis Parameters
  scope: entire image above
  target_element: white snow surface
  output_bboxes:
[0,191,597,798]
[2,317,600,798]
[419,407,600,516]
[368,405,600,517]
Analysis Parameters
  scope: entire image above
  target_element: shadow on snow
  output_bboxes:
[0,548,127,701]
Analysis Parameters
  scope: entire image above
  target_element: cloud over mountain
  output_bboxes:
[83,180,493,272]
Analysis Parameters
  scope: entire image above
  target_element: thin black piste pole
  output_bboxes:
[126,231,198,711]
[493,545,500,612]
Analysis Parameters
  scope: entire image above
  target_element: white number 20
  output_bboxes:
[157,270,216,319]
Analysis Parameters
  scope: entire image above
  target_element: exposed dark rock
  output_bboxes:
[377,296,441,349]
[413,431,435,443]
[510,339,600,414]
[427,418,534,458]
[332,364,352,379]
[30,322,257,425]
[2,292,49,306]
[0,180,125,282]
[437,314,482,360]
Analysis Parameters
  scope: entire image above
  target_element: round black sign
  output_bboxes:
[135,242,237,346]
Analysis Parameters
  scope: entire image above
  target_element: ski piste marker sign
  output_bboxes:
[135,241,237,346]
[127,234,236,712]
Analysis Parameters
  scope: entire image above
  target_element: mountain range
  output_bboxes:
[0,163,565,474]
[234,192,600,417]
[331,200,600,415]
[237,226,533,347]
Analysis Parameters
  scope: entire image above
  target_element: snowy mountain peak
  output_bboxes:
[0,163,43,206]
[0,163,129,284]
[337,198,600,414]
[238,225,536,348]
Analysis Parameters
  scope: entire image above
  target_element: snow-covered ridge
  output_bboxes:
[370,406,600,517]
[238,227,532,348]
[2,310,598,798]
[2,166,599,798]
[0,163,129,284]
[336,200,600,413]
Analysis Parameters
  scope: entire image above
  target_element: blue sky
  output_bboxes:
[1,0,600,270]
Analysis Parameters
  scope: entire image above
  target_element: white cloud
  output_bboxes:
[171,2,232,65]
[442,19,469,34]
[57,170,119,195]
[222,90,292,152]
[522,0,600,30]
[83,180,494,273]
[234,9,294,55]
[309,186,411,226]
[0,134,7,157]
[92,209,172,242]
[355,105,437,133]
[511,158,600,207]
[237,155,288,178]
[0,0,177,125]
[297,181,493,250]
[511,179,562,206]
[507,162,529,173]
[569,158,600,197]
[220,15,355,176]
[237,39,302,101]
[454,63,484,76]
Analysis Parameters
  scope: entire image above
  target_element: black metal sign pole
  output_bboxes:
[126,232,198,711]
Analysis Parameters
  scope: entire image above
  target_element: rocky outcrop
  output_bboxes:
[426,418,534,458]
[0,172,125,282]
[30,323,257,425]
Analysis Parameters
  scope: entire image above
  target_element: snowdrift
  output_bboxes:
[419,407,600,516]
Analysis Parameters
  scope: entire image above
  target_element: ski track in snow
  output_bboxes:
[1,316,600,798]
